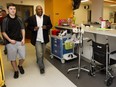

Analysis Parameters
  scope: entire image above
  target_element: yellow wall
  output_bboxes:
[45,0,54,26]
[45,0,73,27]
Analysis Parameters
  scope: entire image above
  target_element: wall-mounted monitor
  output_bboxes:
[73,0,81,10]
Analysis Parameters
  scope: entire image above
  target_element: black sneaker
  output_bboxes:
[18,65,25,74]
[40,68,45,74]
[14,71,19,79]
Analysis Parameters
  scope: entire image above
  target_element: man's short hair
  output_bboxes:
[2,10,6,13]
[7,3,16,9]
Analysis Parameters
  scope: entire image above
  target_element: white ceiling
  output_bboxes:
[81,0,116,7]
[105,0,116,2]
[104,0,116,4]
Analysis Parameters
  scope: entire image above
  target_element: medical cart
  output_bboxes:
[50,30,77,63]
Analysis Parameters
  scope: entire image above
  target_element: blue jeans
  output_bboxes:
[35,41,45,69]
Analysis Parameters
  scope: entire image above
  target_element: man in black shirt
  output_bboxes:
[1,3,25,79]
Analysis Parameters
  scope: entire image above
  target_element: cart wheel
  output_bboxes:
[50,55,53,59]
[88,70,94,76]
[88,66,95,76]
[76,74,80,79]
[61,59,65,63]
[2,84,6,87]
[106,77,113,86]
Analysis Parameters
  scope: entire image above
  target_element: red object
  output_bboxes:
[58,19,67,26]
[52,29,60,35]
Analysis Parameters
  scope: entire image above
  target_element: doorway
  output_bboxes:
[87,10,91,23]
[15,4,34,39]
[15,4,33,22]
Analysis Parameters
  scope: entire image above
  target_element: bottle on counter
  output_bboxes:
[67,18,72,26]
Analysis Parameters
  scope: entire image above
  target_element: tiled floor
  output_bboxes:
[45,42,116,87]
[0,41,116,87]
[0,43,77,87]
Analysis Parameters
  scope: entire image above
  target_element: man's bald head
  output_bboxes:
[36,5,43,17]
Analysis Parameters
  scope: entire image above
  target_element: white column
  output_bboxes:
[91,0,104,23]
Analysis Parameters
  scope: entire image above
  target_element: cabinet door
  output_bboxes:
[51,37,62,58]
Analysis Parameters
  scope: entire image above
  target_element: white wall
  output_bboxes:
[74,4,116,25]
[103,7,110,20]
[0,0,45,14]
[91,0,103,23]
[74,4,88,25]
[103,6,116,23]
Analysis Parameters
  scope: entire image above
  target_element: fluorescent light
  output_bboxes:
[104,0,115,3]
[81,0,89,3]
[110,4,116,6]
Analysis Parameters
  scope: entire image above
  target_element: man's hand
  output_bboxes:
[42,25,46,29]
[10,39,16,44]
[21,38,25,45]
[34,26,39,31]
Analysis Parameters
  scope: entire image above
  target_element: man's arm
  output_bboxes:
[27,16,38,32]
[21,29,25,45]
[46,16,52,30]
[42,16,52,30]
[2,32,16,44]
